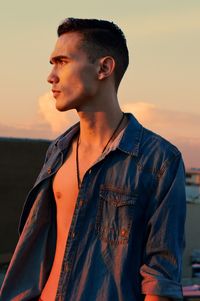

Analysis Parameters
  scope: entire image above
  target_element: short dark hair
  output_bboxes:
[57,18,129,90]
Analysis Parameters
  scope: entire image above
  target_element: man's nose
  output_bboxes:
[47,69,59,84]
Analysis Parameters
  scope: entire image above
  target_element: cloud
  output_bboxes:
[0,121,51,139]
[0,92,78,140]
[1,95,199,168]
[38,92,78,134]
[122,102,200,139]
[122,102,200,167]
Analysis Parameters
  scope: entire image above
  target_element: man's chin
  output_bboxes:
[55,102,74,112]
[55,106,70,112]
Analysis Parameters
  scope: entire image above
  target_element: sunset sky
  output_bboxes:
[0,1,199,167]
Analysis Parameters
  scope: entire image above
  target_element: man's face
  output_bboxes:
[48,32,99,111]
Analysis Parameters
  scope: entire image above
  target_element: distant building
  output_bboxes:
[186,168,200,203]
[186,168,200,185]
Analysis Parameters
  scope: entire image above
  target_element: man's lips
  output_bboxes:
[52,90,61,97]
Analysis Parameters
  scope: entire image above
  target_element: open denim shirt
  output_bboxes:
[0,113,186,301]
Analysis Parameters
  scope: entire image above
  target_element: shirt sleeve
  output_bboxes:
[140,153,186,300]
[17,140,55,235]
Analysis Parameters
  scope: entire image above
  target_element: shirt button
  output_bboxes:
[47,167,51,174]
[71,232,75,238]
[121,229,128,237]
[88,169,92,174]
[79,199,84,207]
[65,263,69,272]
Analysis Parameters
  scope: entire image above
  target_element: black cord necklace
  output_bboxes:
[76,112,125,189]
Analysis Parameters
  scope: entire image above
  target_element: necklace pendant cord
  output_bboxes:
[76,112,125,190]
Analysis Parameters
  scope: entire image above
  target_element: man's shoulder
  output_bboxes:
[125,113,181,162]
[141,126,180,156]
[137,126,182,174]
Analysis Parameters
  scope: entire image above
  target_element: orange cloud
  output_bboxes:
[0,121,50,139]
[122,102,200,139]
[38,92,78,134]
[0,97,199,167]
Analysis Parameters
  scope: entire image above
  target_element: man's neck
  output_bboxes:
[77,108,126,152]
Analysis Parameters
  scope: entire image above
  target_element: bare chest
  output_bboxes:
[53,144,78,231]
[52,138,100,228]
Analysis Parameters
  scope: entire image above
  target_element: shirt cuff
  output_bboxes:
[141,265,183,300]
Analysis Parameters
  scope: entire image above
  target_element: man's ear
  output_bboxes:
[98,56,115,80]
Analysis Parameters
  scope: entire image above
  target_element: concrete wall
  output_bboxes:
[0,138,50,263]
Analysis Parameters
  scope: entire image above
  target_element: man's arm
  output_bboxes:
[140,153,186,299]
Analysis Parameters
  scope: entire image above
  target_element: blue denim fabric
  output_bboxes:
[0,113,186,301]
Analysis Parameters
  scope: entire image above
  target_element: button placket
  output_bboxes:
[120,228,128,238]
[79,199,84,207]
[64,262,69,272]
[47,167,51,174]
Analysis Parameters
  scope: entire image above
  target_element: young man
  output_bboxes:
[0,18,186,301]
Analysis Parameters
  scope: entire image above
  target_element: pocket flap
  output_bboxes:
[100,188,137,207]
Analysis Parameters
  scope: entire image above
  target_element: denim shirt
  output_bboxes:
[0,113,186,301]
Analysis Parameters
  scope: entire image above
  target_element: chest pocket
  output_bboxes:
[95,187,137,245]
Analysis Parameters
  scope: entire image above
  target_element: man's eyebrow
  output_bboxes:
[49,55,69,64]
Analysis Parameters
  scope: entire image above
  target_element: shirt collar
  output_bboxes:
[55,113,143,158]
[118,113,143,157]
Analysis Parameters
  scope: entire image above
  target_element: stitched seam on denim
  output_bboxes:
[100,185,138,197]
[156,152,181,178]
[95,191,135,245]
